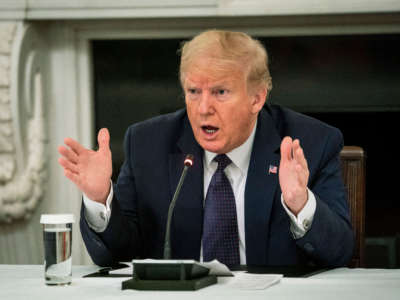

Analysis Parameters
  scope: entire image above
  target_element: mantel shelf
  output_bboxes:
[1,0,400,21]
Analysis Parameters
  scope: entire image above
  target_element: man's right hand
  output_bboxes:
[58,128,112,205]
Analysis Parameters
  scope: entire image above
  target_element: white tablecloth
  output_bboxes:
[1,265,399,300]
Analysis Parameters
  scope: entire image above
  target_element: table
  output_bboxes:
[1,265,399,300]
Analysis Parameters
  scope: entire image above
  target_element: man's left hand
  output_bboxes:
[279,136,309,216]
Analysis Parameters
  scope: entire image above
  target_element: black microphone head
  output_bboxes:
[184,154,194,167]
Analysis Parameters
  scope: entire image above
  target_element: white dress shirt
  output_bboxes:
[83,122,316,264]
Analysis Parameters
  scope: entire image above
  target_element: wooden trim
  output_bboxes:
[340,146,366,267]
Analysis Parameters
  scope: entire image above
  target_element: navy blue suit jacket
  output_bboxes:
[80,105,354,267]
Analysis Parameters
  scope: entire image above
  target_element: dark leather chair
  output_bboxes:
[340,146,366,267]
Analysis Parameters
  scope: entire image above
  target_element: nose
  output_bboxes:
[198,91,214,115]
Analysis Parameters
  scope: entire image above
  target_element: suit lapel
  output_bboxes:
[168,115,204,259]
[245,109,282,265]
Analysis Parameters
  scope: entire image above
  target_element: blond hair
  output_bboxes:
[179,30,272,93]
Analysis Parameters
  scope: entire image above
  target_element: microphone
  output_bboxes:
[122,154,215,290]
[163,154,194,259]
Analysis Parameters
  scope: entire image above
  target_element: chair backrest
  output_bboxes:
[340,146,366,267]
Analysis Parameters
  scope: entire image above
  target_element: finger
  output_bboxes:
[64,169,81,187]
[292,139,308,168]
[64,137,86,155]
[294,148,307,168]
[295,163,308,187]
[58,145,78,164]
[98,128,111,154]
[292,139,302,160]
[292,138,300,150]
[280,136,293,162]
[58,157,79,174]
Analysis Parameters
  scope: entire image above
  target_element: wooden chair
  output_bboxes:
[340,146,366,268]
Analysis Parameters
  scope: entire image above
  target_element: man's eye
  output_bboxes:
[187,88,198,94]
[214,89,229,96]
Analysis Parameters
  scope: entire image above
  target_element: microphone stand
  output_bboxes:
[122,154,217,291]
[163,161,191,259]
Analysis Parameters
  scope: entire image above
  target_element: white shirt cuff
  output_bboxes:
[281,188,316,239]
[82,183,113,233]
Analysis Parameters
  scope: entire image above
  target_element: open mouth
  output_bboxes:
[202,125,219,135]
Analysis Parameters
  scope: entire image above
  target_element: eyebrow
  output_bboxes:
[184,81,199,88]
[211,84,230,89]
[184,80,233,89]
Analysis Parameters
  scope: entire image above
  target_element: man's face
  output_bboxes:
[184,59,266,154]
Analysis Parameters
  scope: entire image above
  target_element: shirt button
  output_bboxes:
[302,219,311,230]
[304,242,314,254]
[100,211,106,221]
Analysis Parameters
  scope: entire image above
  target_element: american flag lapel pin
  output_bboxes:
[268,164,278,175]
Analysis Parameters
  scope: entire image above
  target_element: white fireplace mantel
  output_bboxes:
[0,0,400,20]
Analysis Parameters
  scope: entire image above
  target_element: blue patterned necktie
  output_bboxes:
[203,154,240,267]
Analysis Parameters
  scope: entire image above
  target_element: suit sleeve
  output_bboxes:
[80,126,142,266]
[295,129,354,266]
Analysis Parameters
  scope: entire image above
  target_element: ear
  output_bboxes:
[250,87,267,114]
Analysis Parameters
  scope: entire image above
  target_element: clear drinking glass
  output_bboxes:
[40,214,74,285]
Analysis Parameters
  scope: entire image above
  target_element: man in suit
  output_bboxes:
[58,30,353,267]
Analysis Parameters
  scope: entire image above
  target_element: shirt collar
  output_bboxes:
[204,120,257,174]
